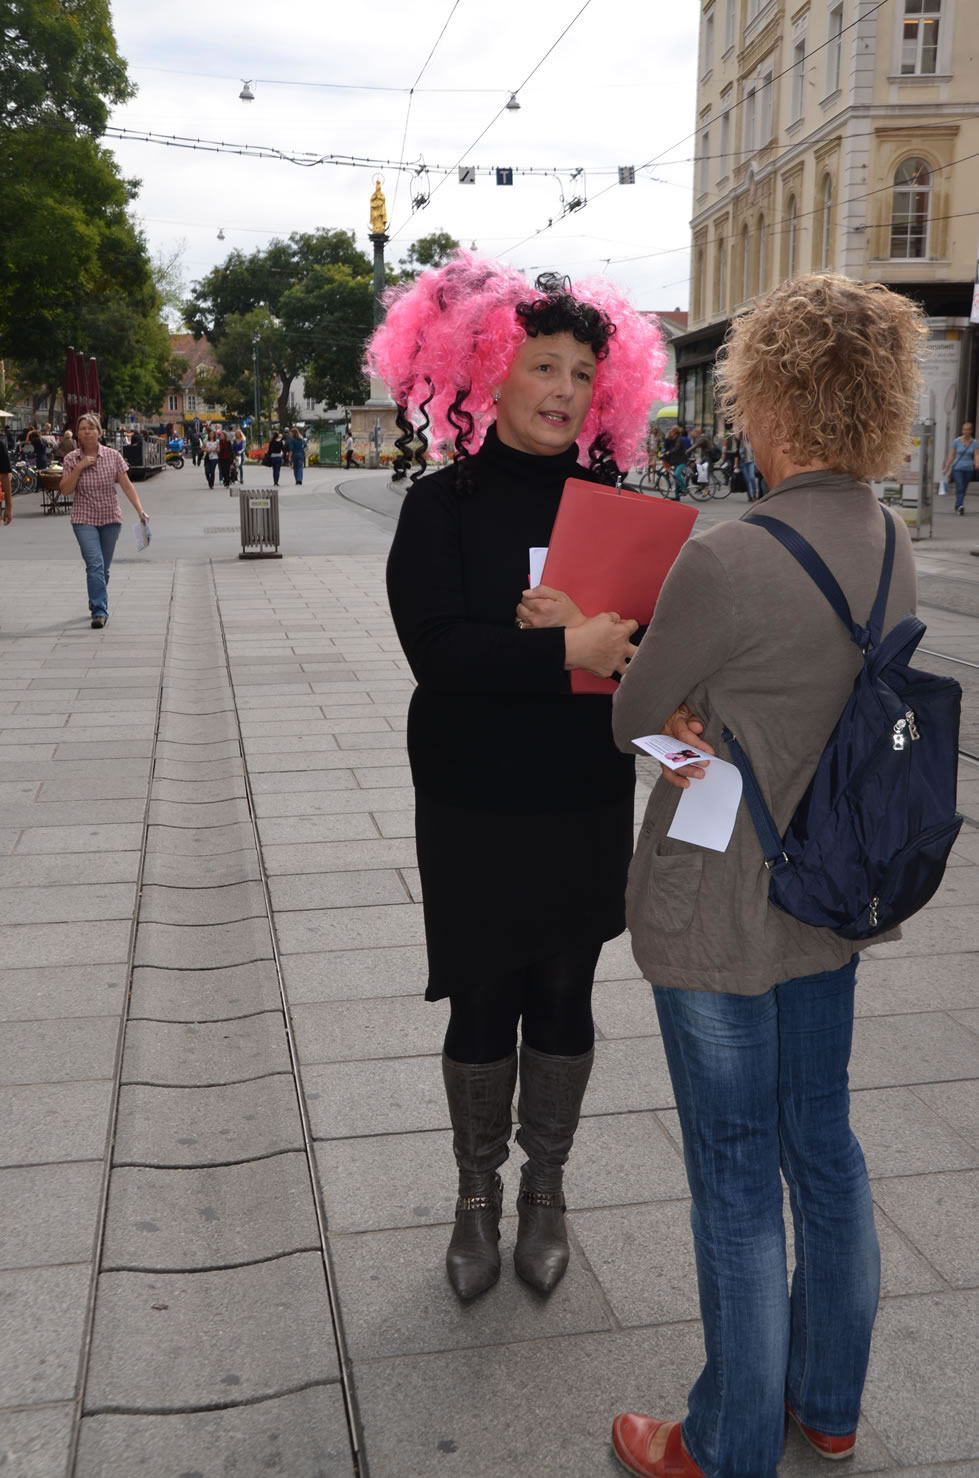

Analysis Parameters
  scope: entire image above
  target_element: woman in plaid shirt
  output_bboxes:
[60,413,148,629]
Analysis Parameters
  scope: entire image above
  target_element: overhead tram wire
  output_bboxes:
[499,0,893,258]
[387,0,597,241]
[391,0,462,222]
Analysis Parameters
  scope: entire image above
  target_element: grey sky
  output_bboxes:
[106,0,698,313]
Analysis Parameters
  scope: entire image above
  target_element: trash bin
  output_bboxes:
[238,489,282,559]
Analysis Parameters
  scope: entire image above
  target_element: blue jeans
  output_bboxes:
[742,459,758,499]
[72,522,121,620]
[270,453,282,486]
[292,452,304,485]
[952,467,970,511]
[652,957,879,1478]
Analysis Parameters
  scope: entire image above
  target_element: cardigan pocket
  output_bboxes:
[627,842,704,936]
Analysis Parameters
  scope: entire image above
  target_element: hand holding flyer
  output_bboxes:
[632,733,713,770]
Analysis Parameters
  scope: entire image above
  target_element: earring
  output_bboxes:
[493,391,501,404]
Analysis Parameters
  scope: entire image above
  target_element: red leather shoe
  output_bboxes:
[611,1414,705,1477]
[786,1403,857,1460]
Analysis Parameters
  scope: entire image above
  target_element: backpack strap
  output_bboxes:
[722,726,787,871]
[746,505,895,651]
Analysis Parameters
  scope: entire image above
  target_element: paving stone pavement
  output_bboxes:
[0,521,976,1478]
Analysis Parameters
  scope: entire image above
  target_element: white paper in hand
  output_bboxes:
[666,757,743,853]
[134,518,150,551]
[528,547,548,588]
[633,733,713,770]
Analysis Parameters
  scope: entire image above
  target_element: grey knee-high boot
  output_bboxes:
[514,1043,594,1294]
[442,1051,517,1301]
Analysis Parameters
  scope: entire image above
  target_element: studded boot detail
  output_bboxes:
[442,1051,517,1301]
[514,1043,594,1294]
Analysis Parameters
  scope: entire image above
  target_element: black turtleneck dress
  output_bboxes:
[386,426,636,1001]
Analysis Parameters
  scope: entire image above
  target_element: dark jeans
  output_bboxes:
[269,454,282,485]
[72,522,121,620]
[204,456,217,487]
[952,467,971,511]
[653,957,878,1476]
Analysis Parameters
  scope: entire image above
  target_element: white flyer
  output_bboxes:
[528,547,549,588]
[632,733,714,770]
[666,756,743,853]
[134,517,151,551]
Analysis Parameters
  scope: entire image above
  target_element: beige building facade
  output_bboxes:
[674,0,979,477]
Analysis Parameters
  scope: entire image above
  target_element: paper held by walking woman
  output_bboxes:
[633,733,743,853]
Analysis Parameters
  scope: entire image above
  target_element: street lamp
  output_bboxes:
[505,93,521,111]
[239,80,255,101]
[252,333,262,448]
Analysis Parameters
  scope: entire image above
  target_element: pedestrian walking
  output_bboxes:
[59,413,148,629]
[188,428,202,466]
[56,429,76,461]
[217,432,234,487]
[28,430,49,471]
[232,427,246,484]
[738,426,759,499]
[0,438,12,526]
[609,273,924,1478]
[369,254,696,1305]
[202,429,219,488]
[286,427,305,484]
[267,432,284,486]
[343,430,356,468]
[941,419,978,516]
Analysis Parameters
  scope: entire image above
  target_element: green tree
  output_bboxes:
[184,229,373,422]
[281,265,374,408]
[399,231,460,277]
[1,0,134,134]
[0,0,175,420]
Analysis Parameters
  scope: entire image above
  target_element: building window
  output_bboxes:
[168,394,178,412]
[743,88,756,159]
[741,224,751,301]
[186,394,197,411]
[699,129,710,195]
[901,0,940,74]
[757,215,767,291]
[725,0,736,50]
[890,157,930,258]
[703,11,714,73]
[787,196,798,276]
[827,4,844,92]
[714,236,727,314]
[791,39,806,119]
[820,175,834,267]
[719,109,731,176]
[759,70,773,145]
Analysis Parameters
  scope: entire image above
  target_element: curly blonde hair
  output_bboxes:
[715,274,928,480]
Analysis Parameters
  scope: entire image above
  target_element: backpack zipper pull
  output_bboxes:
[906,709,920,740]
[892,718,907,751]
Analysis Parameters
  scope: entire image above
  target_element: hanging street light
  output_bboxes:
[239,81,255,102]
[505,93,521,111]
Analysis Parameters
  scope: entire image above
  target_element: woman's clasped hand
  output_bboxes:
[515,583,638,678]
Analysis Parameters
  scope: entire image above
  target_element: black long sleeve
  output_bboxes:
[386,428,635,815]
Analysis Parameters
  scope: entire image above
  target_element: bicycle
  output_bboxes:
[10,461,37,497]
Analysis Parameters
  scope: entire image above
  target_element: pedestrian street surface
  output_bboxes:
[0,476,976,1476]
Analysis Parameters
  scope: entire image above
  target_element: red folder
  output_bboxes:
[541,478,697,693]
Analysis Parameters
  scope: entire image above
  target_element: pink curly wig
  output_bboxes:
[365,251,671,472]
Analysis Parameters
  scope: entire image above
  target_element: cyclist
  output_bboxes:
[663,424,690,500]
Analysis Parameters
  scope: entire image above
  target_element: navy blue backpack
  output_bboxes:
[723,509,962,941]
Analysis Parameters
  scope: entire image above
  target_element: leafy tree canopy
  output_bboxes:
[399,231,461,277]
[1,0,134,135]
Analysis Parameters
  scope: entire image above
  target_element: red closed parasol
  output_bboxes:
[64,347,79,433]
[88,358,101,420]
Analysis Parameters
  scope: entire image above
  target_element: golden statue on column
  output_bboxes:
[369,179,388,236]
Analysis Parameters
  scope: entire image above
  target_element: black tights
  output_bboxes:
[443,941,602,1064]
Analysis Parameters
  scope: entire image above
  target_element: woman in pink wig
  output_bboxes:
[371,255,689,1304]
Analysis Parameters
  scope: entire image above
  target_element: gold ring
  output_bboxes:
[515,618,525,630]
